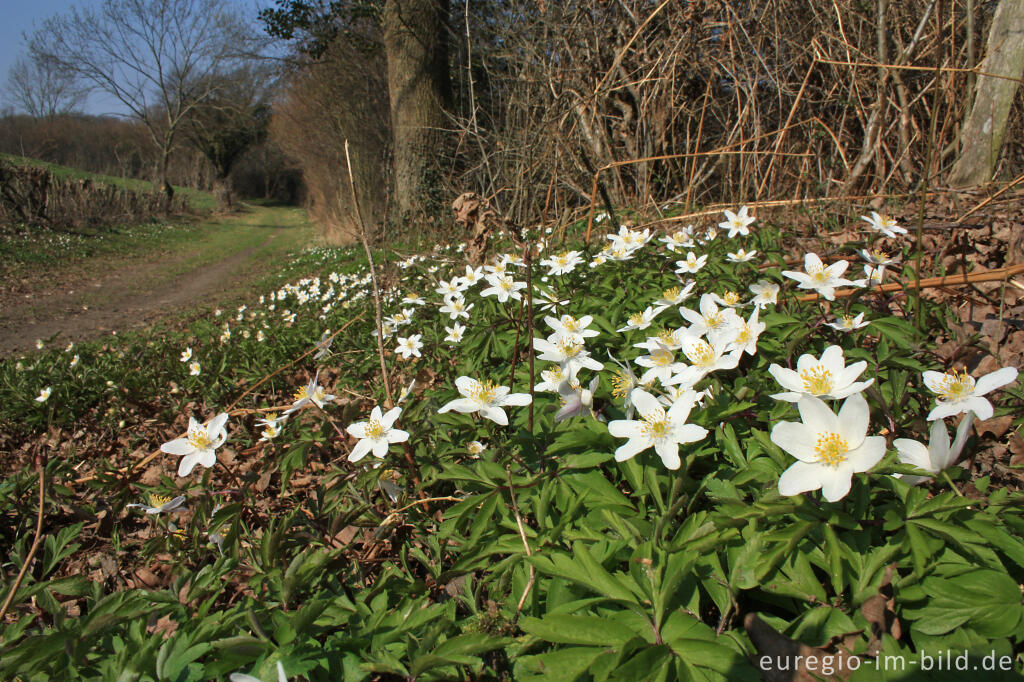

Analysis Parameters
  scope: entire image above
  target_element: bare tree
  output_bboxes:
[29,0,254,202]
[948,0,1024,187]
[4,54,86,119]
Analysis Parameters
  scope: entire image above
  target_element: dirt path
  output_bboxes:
[0,205,311,356]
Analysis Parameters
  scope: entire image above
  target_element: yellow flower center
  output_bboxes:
[815,432,849,467]
[187,428,212,450]
[842,315,855,327]
[663,287,680,301]
[558,340,583,358]
[800,366,835,395]
[499,277,514,291]
[612,371,634,398]
[293,386,309,401]
[471,380,500,405]
[629,312,645,326]
[641,413,671,440]
[936,370,974,402]
[704,311,723,329]
[562,316,581,332]
[735,323,751,345]
[652,348,675,366]
[658,329,675,345]
[722,291,740,305]
[149,494,172,509]
[689,340,716,367]
[365,419,386,439]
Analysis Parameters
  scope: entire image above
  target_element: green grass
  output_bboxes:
[0,152,218,212]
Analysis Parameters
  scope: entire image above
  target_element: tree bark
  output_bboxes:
[383,0,452,231]
[948,0,1024,187]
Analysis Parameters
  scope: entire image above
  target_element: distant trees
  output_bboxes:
[261,0,453,234]
[183,67,274,209]
[4,55,85,119]
[29,0,255,204]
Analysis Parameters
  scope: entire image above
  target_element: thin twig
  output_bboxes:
[345,139,393,409]
[507,467,536,624]
[0,449,47,623]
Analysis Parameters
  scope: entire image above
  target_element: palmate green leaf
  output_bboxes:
[520,614,640,646]
[527,542,642,606]
[903,569,1024,638]
[514,646,606,681]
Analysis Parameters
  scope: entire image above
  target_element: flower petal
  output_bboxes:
[771,421,819,461]
[778,461,824,496]
[974,366,1018,396]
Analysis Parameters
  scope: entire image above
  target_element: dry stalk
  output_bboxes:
[344,139,394,409]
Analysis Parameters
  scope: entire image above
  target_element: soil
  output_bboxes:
[0,205,308,357]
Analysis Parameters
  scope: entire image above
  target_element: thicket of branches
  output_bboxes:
[272,0,1021,243]
[445,0,1020,231]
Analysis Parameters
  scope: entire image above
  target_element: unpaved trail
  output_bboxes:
[0,205,311,356]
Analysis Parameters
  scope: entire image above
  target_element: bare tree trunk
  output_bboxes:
[159,143,175,205]
[948,0,1024,187]
[383,0,452,231]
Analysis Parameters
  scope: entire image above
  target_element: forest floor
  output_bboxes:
[0,204,314,356]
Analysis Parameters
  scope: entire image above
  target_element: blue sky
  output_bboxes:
[0,0,271,117]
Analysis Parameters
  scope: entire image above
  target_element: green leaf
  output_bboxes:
[520,614,640,646]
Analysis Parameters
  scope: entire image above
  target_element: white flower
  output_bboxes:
[679,294,741,344]
[749,280,780,309]
[674,252,708,274]
[545,314,599,345]
[436,278,466,297]
[728,307,765,356]
[719,206,755,238]
[555,376,600,422]
[438,376,532,426]
[439,295,473,320]
[727,248,758,262]
[667,334,742,388]
[467,440,487,456]
[127,494,188,515]
[635,345,688,385]
[540,250,584,276]
[189,361,202,376]
[160,413,229,477]
[480,274,527,303]
[769,346,873,402]
[709,290,744,308]
[444,323,466,344]
[922,366,1018,421]
[860,248,896,266]
[608,352,644,419]
[660,227,696,252]
[894,415,974,486]
[653,282,696,310]
[534,365,570,393]
[395,334,423,359]
[861,211,907,238]
[256,413,286,442]
[458,264,485,287]
[607,389,708,470]
[180,347,193,362]
[69,354,79,369]
[35,339,44,350]
[827,312,869,332]
[35,387,52,403]
[782,253,858,301]
[346,406,410,462]
[772,394,886,502]
[533,337,604,376]
[402,292,426,306]
[313,331,334,360]
[285,372,336,414]
[617,306,662,333]
[534,287,569,313]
